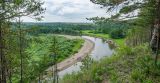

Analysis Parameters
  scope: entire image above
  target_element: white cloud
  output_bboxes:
[22,0,108,22]
[57,7,80,15]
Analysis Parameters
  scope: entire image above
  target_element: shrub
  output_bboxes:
[110,28,126,39]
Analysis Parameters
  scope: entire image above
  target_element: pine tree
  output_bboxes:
[49,36,59,83]
[0,0,45,82]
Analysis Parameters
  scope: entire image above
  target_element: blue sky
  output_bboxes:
[22,0,110,22]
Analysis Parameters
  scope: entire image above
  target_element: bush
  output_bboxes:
[131,69,144,81]
[110,28,126,39]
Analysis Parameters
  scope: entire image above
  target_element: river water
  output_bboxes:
[58,36,114,78]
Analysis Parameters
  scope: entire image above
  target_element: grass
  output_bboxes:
[72,39,84,53]
[61,44,160,83]
[82,30,110,39]
[82,30,125,47]
[113,39,125,47]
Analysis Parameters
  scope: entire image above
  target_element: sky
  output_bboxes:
[22,0,109,23]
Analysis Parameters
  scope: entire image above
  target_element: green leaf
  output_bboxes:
[14,0,22,5]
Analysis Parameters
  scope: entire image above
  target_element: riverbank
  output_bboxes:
[47,38,94,71]
[82,30,125,47]
[43,36,94,79]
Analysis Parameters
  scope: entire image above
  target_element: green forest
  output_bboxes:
[0,0,160,83]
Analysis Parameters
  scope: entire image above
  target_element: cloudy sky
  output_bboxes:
[23,0,110,22]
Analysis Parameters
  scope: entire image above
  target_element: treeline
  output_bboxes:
[19,22,96,36]
[87,19,129,39]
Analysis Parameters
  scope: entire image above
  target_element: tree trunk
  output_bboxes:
[0,21,2,83]
[0,21,7,83]
[155,0,160,65]
[150,0,160,65]
[18,16,23,83]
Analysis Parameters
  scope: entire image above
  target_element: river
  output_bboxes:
[42,36,114,82]
[58,36,114,77]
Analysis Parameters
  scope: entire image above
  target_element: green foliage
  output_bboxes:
[2,0,159,83]
[82,30,110,39]
[85,19,128,46]
[0,0,45,21]
[91,0,143,19]
[14,0,23,5]
[61,44,160,83]
[81,55,93,71]
[72,39,84,53]
[130,69,144,81]
[91,0,126,5]
[119,5,140,14]
[22,23,95,36]
[0,0,45,82]
[95,20,129,34]
[11,34,84,82]
[125,0,155,47]
[109,28,126,39]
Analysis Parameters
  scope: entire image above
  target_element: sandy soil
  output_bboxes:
[57,35,82,39]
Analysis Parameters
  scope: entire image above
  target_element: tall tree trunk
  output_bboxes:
[150,0,160,65]
[0,21,7,83]
[53,37,58,83]
[155,0,160,65]
[1,1,7,82]
[18,16,23,83]
[9,61,12,83]
[0,21,3,83]
[38,74,40,83]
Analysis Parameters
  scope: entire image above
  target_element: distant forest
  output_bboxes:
[14,22,96,35]
[11,20,129,38]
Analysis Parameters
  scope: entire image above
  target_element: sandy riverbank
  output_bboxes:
[32,36,94,82]
[46,38,94,72]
